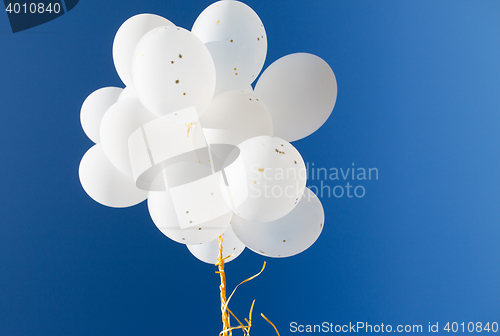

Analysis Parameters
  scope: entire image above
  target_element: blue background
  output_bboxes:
[1,0,499,335]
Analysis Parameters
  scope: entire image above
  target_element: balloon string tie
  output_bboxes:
[216,235,279,336]
[217,234,232,335]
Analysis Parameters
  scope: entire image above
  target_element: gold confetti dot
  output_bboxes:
[257,37,260,41]
[198,228,202,230]
[258,168,264,172]
[189,221,193,223]
[235,73,238,75]
[234,68,237,70]
[294,161,297,164]
[171,61,174,64]
[216,20,220,24]
[183,93,186,96]
[175,79,179,84]
[254,181,257,184]
[186,211,189,214]
[142,54,144,57]
[230,39,233,42]
[283,240,286,242]
[178,54,183,58]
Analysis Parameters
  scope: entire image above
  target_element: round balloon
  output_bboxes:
[254,53,337,142]
[79,144,147,208]
[113,14,175,88]
[192,1,267,95]
[80,87,123,143]
[100,99,156,177]
[232,188,324,258]
[117,87,137,101]
[220,135,306,222]
[131,26,216,122]
[187,224,245,264]
[148,172,231,245]
[200,90,273,148]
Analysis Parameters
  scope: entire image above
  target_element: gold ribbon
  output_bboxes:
[216,234,279,336]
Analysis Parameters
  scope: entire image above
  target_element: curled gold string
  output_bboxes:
[216,234,232,336]
[216,234,279,336]
[261,313,281,336]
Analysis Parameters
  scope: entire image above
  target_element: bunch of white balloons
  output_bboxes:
[79,1,337,264]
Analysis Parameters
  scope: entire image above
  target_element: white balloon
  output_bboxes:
[128,114,210,191]
[148,172,231,245]
[131,26,216,122]
[100,99,156,177]
[117,87,137,101]
[200,90,273,148]
[244,85,254,92]
[187,224,245,264]
[113,14,175,88]
[220,135,306,222]
[232,188,324,258]
[79,144,147,208]
[254,53,337,142]
[80,87,122,143]
[192,1,267,95]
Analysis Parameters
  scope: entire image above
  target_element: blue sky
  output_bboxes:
[1,0,499,335]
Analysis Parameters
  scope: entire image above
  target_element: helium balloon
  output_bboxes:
[192,0,267,94]
[148,172,231,245]
[80,87,122,143]
[117,87,137,101]
[200,90,273,148]
[113,14,174,89]
[128,115,210,191]
[232,188,324,258]
[220,135,306,222]
[79,144,147,208]
[187,225,245,264]
[254,53,337,142]
[131,26,216,122]
[100,98,156,177]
